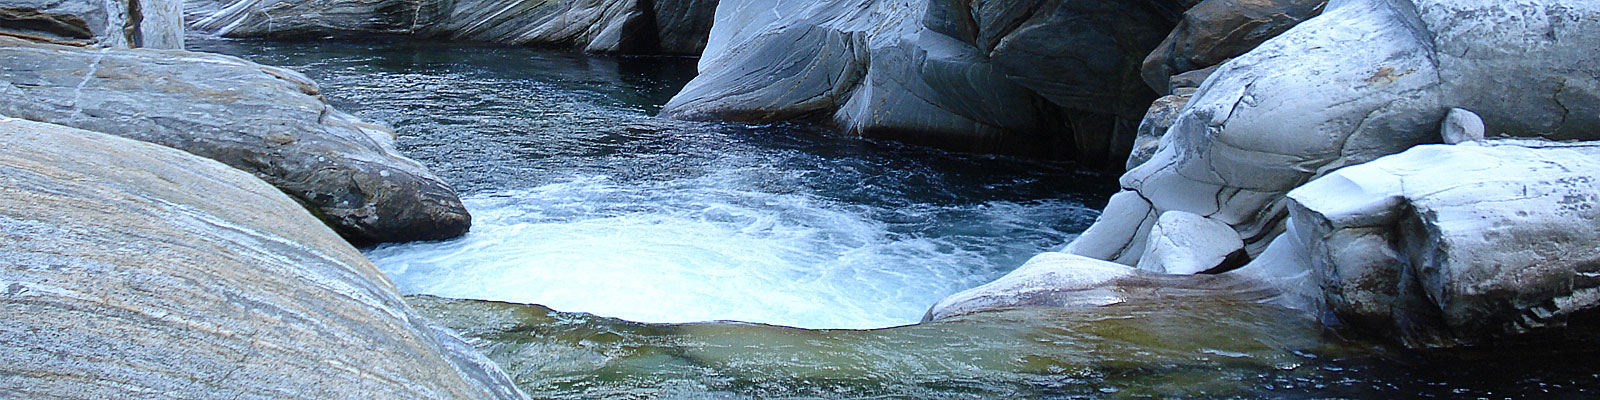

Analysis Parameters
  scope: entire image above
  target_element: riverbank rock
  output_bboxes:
[0,35,470,244]
[186,0,717,54]
[1141,0,1324,94]
[0,0,183,48]
[0,117,525,399]
[924,252,1276,321]
[1283,141,1600,346]
[1066,0,1600,266]
[661,0,1194,168]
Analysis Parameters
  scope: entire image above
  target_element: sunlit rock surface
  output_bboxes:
[661,0,1196,168]
[0,0,183,48]
[0,36,469,244]
[0,118,524,399]
[924,252,1274,321]
[186,0,717,54]
[1285,141,1600,346]
[1067,0,1600,265]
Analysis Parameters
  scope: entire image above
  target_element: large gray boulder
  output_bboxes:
[186,0,717,54]
[0,0,183,48]
[1066,0,1600,267]
[1279,141,1600,346]
[661,0,1194,168]
[0,117,525,399]
[0,36,470,244]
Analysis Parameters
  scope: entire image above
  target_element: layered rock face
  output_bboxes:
[0,117,525,399]
[186,0,717,54]
[0,36,470,244]
[661,0,1196,168]
[1280,142,1600,346]
[0,0,183,48]
[1069,0,1600,268]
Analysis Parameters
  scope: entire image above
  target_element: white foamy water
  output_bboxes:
[367,175,1088,329]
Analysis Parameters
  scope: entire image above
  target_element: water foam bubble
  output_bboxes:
[367,175,1089,329]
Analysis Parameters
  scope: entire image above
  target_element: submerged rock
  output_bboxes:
[0,36,470,244]
[924,252,1275,321]
[1284,141,1600,346]
[186,0,717,54]
[0,0,183,48]
[661,0,1192,168]
[0,118,524,399]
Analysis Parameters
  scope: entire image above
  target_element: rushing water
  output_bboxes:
[189,38,1117,329]
[191,37,1600,399]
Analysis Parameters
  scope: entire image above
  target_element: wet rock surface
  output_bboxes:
[0,117,523,399]
[0,35,470,244]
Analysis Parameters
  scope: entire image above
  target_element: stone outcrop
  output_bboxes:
[1141,0,1325,95]
[185,0,717,54]
[0,35,470,244]
[0,117,525,399]
[923,252,1275,321]
[937,0,1600,346]
[1067,0,1600,268]
[661,0,1198,168]
[0,0,183,48]
[1279,141,1600,346]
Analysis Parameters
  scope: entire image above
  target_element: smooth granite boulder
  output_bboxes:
[0,36,470,244]
[1135,210,1246,275]
[186,0,717,54]
[661,0,1194,168]
[1141,0,1324,94]
[1283,141,1600,346]
[0,0,183,48]
[1066,0,1600,266]
[924,252,1275,321]
[0,117,525,399]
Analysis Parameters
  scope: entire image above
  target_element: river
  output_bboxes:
[190,37,1600,399]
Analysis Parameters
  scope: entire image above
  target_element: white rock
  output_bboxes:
[1441,108,1486,144]
[923,252,1135,321]
[1287,141,1600,345]
[1064,0,1600,268]
[1136,211,1245,274]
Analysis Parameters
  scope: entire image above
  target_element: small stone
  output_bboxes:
[1441,108,1486,144]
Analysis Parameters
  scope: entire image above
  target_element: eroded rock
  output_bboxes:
[186,0,717,54]
[1067,0,1600,265]
[0,117,524,399]
[662,0,1193,168]
[0,0,183,48]
[1136,210,1246,274]
[0,36,470,244]
[1285,141,1600,346]
[924,252,1277,321]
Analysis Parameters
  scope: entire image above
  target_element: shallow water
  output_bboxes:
[191,37,1600,399]
[188,37,1116,329]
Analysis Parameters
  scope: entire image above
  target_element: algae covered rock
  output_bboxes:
[0,35,470,244]
[0,117,524,399]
